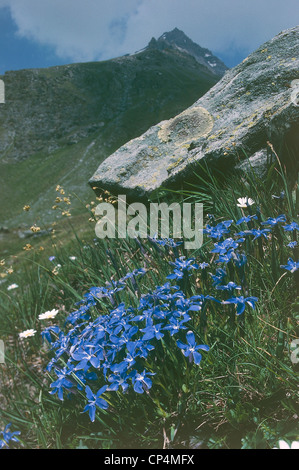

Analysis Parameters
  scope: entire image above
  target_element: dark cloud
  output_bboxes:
[0,0,298,67]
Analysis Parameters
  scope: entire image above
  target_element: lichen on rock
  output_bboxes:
[157,106,214,145]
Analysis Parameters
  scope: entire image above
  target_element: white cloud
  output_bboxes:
[1,0,298,64]
[121,0,299,62]
[2,0,143,61]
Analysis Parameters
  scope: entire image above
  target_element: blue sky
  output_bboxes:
[0,6,67,73]
[0,0,298,74]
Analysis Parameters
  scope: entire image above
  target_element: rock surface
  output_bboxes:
[89,26,299,199]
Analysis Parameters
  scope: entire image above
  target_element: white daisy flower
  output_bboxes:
[274,440,299,449]
[38,308,59,320]
[237,197,255,208]
[69,256,77,261]
[19,329,37,339]
[7,283,19,291]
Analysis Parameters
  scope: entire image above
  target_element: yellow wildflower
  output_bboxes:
[30,225,41,233]
[23,244,33,251]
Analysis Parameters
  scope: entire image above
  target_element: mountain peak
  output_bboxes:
[158,28,189,42]
[147,28,228,77]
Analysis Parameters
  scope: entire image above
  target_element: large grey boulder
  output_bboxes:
[89,26,299,199]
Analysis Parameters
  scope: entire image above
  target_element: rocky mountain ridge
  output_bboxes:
[146,28,228,77]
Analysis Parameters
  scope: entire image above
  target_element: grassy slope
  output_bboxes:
[0,162,298,449]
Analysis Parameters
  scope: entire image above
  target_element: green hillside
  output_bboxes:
[0,47,220,231]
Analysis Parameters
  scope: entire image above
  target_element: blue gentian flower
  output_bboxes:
[171,310,191,323]
[176,331,209,365]
[204,221,233,240]
[132,370,155,394]
[148,235,183,248]
[0,423,21,449]
[222,296,258,315]
[121,268,147,282]
[72,345,103,371]
[231,252,247,268]
[283,222,299,232]
[169,257,199,272]
[221,220,234,228]
[216,250,235,264]
[151,305,170,320]
[55,332,79,359]
[106,280,126,295]
[41,325,60,344]
[74,370,97,390]
[49,366,75,400]
[141,318,164,341]
[175,296,203,313]
[280,258,299,273]
[199,262,209,269]
[83,288,105,306]
[261,214,286,226]
[107,372,133,392]
[134,339,155,359]
[209,268,227,286]
[109,325,138,347]
[110,341,138,373]
[45,259,214,414]
[66,304,91,324]
[249,228,271,240]
[108,303,127,321]
[204,294,221,303]
[234,230,253,238]
[83,385,108,422]
[131,307,154,323]
[216,281,242,291]
[167,269,185,280]
[162,316,188,336]
[210,238,239,254]
[287,241,298,248]
[236,215,258,225]
[167,257,199,280]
